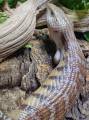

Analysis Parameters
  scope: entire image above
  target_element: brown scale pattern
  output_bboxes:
[0,2,86,120]
[18,4,86,120]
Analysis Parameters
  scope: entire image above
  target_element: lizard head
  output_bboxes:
[47,3,59,29]
[47,3,60,16]
[47,3,73,30]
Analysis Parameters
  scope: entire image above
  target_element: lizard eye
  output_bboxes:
[50,11,54,16]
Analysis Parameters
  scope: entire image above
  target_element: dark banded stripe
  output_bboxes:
[56,66,64,71]
[49,75,61,80]
[32,93,47,102]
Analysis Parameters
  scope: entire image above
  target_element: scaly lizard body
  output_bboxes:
[0,2,86,120]
[5,3,85,120]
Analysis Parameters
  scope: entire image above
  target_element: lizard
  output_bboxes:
[0,2,86,120]
[3,3,86,120]
[19,3,86,120]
